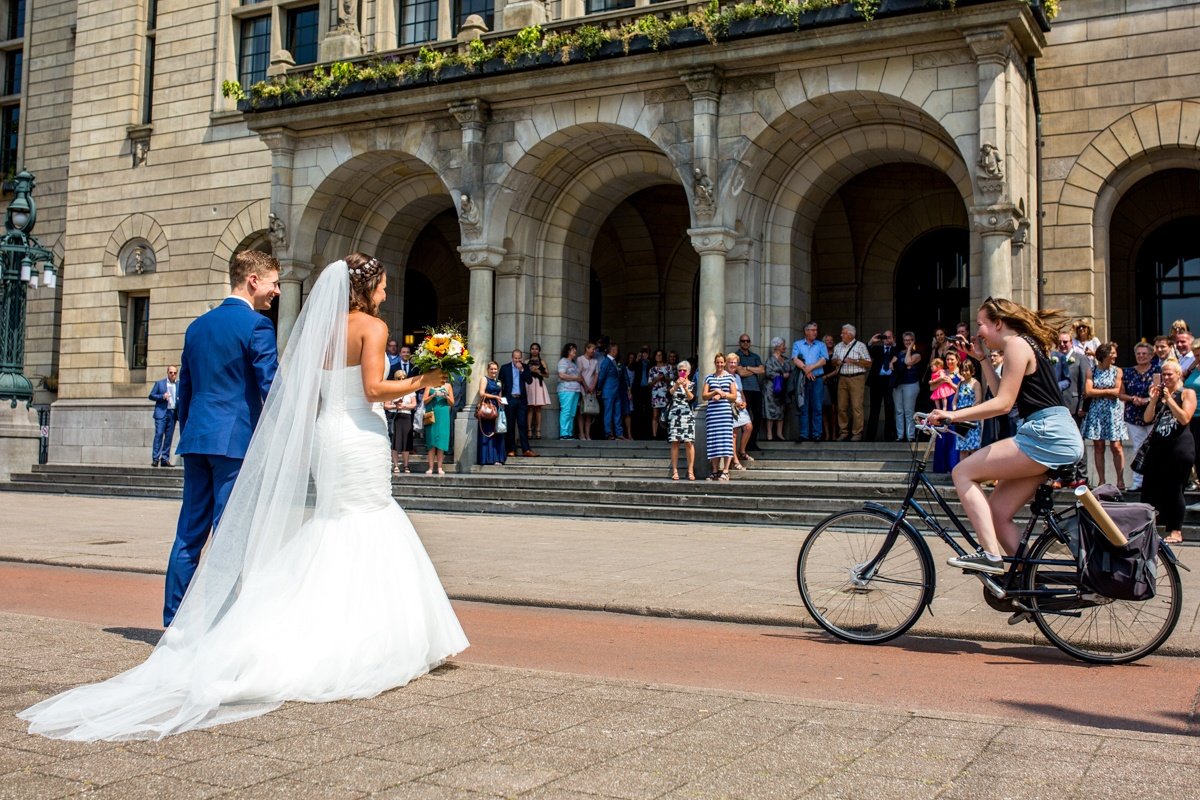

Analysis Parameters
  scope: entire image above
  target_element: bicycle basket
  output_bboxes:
[1075,499,1159,602]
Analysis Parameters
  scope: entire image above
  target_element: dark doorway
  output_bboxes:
[403,268,438,341]
[1136,216,1200,339]
[894,228,970,344]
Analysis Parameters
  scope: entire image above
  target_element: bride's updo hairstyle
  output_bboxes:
[979,297,1072,356]
[346,252,386,316]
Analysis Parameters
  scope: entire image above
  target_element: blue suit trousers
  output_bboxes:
[151,411,176,464]
[601,389,623,438]
[163,453,242,627]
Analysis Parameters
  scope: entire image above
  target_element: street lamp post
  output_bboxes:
[0,170,57,408]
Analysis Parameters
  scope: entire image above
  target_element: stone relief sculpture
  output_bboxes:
[459,193,482,236]
[123,242,156,275]
[978,143,1004,179]
[268,212,288,251]
[337,0,359,30]
[693,168,715,219]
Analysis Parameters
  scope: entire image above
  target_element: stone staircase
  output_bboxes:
[1,439,948,530]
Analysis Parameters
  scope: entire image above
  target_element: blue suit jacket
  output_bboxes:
[596,356,620,395]
[148,378,178,420]
[175,298,278,459]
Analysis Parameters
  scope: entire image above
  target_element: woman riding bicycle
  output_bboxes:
[926,297,1085,575]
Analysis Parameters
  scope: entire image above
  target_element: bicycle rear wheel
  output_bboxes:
[797,509,932,644]
[1025,531,1182,664]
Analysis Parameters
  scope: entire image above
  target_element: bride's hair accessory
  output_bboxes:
[346,252,386,315]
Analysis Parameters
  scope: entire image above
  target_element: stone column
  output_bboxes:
[455,245,505,471]
[276,261,311,352]
[691,228,737,367]
[972,208,1021,301]
[680,66,723,228]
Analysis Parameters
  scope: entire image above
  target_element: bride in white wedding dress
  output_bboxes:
[19,255,468,741]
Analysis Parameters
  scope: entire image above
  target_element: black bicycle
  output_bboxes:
[796,414,1184,664]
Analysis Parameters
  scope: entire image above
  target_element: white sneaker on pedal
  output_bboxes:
[947,551,1005,575]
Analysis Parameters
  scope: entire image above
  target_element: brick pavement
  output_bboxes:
[2,492,1198,654]
[3,612,1199,800]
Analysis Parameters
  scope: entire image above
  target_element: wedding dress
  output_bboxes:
[19,261,468,741]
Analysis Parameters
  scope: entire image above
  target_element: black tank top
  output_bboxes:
[1015,334,1066,419]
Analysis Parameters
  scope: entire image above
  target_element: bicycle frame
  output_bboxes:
[856,428,1089,612]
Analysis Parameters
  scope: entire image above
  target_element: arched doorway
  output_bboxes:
[1135,217,1200,338]
[894,228,971,343]
[587,185,695,356]
[388,208,467,344]
[1109,168,1200,345]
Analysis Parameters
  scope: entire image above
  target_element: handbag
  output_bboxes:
[423,410,435,426]
[772,373,785,395]
[475,402,498,421]
[495,409,508,434]
[582,393,600,415]
[1131,396,1170,474]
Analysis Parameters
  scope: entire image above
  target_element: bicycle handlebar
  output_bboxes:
[913,412,978,440]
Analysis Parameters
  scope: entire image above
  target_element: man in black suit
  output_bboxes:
[866,330,897,442]
[499,348,536,457]
[631,346,652,439]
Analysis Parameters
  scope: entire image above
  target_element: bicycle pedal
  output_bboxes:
[973,573,1007,599]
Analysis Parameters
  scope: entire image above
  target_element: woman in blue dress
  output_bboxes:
[1081,342,1127,489]
[955,359,983,455]
[703,353,737,480]
[476,361,507,467]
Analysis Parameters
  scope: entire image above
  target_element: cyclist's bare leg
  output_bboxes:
[952,438,1047,556]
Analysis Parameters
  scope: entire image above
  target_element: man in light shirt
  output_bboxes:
[830,324,871,441]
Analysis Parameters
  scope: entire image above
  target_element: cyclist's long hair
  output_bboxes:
[979,297,1071,355]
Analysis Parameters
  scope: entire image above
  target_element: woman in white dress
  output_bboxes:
[18,254,468,741]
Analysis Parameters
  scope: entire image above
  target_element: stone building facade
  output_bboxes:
[5,0,1197,467]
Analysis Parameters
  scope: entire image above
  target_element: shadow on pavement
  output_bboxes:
[998,699,1198,737]
[103,627,162,646]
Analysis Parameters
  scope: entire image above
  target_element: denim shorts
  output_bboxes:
[1012,405,1085,467]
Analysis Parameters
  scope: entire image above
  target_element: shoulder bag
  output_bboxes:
[475,401,498,421]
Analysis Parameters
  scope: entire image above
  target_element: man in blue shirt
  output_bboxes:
[791,322,828,442]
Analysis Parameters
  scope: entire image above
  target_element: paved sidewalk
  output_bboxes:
[2,492,1198,654]
[3,612,1199,800]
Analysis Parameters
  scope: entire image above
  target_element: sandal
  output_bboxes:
[1163,533,1184,544]
[392,465,400,475]
[718,472,730,481]
[437,468,446,475]
[672,470,679,480]
[733,463,746,471]
[687,471,695,481]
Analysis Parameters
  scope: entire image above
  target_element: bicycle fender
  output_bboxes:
[860,503,938,609]
[1159,541,1190,572]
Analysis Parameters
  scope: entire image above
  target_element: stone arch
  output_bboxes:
[485,123,689,354]
[1048,100,1200,336]
[104,212,170,278]
[734,92,974,337]
[209,199,269,290]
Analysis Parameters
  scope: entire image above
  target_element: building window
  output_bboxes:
[142,1,156,125]
[454,0,493,34]
[585,0,634,12]
[0,104,18,177]
[1138,217,1200,338]
[127,295,151,371]
[399,0,438,46]
[287,5,320,65]
[238,14,271,89]
[7,0,23,40]
[3,50,19,96]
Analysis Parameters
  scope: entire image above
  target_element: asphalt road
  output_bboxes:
[4,562,1197,738]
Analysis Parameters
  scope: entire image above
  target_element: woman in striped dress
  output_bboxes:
[703,353,737,480]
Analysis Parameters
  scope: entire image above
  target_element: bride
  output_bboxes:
[19,254,469,740]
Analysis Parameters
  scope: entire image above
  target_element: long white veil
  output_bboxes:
[19,262,351,741]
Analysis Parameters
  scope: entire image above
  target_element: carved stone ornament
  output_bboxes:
[268,212,288,251]
[458,193,482,236]
[693,168,715,221]
[120,240,156,275]
[977,143,1004,194]
[337,0,359,32]
[127,125,152,168]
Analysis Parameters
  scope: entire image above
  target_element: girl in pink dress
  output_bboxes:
[930,357,956,410]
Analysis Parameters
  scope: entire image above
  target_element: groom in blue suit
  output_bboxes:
[164,251,281,627]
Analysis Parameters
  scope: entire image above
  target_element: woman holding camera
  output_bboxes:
[1140,360,1195,544]
[666,360,696,480]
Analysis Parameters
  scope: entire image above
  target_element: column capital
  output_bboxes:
[277,260,312,282]
[449,98,491,130]
[970,204,1023,238]
[964,27,1015,67]
[259,126,297,155]
[680,66,723,99]
[687,227,738,255]
[457,244,506,270]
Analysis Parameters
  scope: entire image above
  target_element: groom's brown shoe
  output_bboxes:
[523,450,537,457]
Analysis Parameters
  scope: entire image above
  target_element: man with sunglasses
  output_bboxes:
[736,334,764,453]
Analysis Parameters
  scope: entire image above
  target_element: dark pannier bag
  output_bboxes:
[1074,490,1159,602]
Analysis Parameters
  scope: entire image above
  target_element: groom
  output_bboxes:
[164,251,281,627]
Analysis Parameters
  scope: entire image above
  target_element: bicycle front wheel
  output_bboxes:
[797,509,932,644]
[1025,531,1182,664]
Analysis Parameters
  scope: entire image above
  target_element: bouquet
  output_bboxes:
[411,323,474,381]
